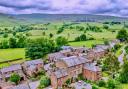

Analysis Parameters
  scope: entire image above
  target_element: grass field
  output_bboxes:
[0,48,25,61]
[69,40,104,47]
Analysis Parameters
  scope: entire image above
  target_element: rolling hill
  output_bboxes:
[0,13,128,26]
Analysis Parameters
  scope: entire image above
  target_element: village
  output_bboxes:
[0,39,120,89]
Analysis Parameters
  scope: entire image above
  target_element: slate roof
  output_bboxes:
[72,80,92,89]
[61,46,72,50]
[60,56,88,67]
[93,47,105,53]
[0,73,2,79]
[29,81,40,89]
[44,63,53,71]
[48,52,66,61]
[95,44,109,50]
[24,59,43,67]
[8,84,30,89]
[54,68,68,78]
[0,64,22,73]
[84,63,101,72]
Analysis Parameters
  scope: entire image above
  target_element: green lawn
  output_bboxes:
[0,48,25,61]
[69,40,104,47]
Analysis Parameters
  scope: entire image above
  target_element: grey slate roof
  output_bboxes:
[24,59,43,67]
[8,84,30,89]
[48,52,66,61]
[0,73,2,79]
[0,64,22,73]
[54,68,68,78]
[61,46,72,50]
[44,63,53,71]
[93,47,105,53]
[95,44,109,50]
[29,81,40,89]
[72,80,92,89]
[60,56,88,67]
[84,63,101,72]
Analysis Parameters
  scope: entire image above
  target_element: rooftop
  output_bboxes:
[8,84,30,89]
[1,64,22,73]
[24,59,43,66]
[60,56,88,67]
[71,80,92,89]
[84,63,101,72]
[54,68,68,78]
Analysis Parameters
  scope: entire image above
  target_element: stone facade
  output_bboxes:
[22,59,44,77]
[83,63,102,81]
[0,64,25,81]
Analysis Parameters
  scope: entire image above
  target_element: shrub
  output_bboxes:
[9,73,21,85]
[97,80,106,87]
[92,85,99,89]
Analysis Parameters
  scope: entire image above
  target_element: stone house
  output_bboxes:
[87,47,108,60]
[48,52,66,62]
[109,39,120,48]
[22,59,44,77]
[71,47,88,53]
[51,68,68,89]
[70,80,92,89]
[0,64,25,81]
[0,73,3,82]
[56,56,89,78]
[83,63,102,81]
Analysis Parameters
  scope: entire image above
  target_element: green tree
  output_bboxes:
[103,53,120,78]
[107,79,120,89]
[116,29,128,41]
[124,45,128,54]
[0,40,9,49]
[16,34,27,48]
[56,36,68,46]
[9,73,21,85]
[9,37,17,48]
[49,33,53,38]
[119,60,128,83]
[25,38,55,59]
[3,33,8,38]
[75,34,87,41]
[38,76,51,89]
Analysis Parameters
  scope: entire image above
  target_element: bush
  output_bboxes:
[75,34,87,41]
[97,80,106,87]
[9,73,21,85]
[38,76,51,89]
[107,79,120,89]
[92,85,99,89]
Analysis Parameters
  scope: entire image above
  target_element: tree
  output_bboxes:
[49,33,53,38]
[119,60,128,83]
[9,73,21,85]
[103,25,109,29]
[9,37,17,48]
[107,79,120,89]
[75,34,87,41]
[97,80,106,87]
[16,34,27,48]
[25,38,56,59]
[103,53,120,78]
[38,76,50,89]
[42,31,45,36]
[3,33,8,38]
[116,29,128,41]
[56,36,68,46]
[124,45,128,54]
[1,40,9,49]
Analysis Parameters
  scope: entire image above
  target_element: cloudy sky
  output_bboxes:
[0,0,128,16]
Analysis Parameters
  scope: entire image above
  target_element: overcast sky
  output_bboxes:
[0,0,128,16]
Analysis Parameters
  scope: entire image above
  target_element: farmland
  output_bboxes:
[0,21,124,62]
